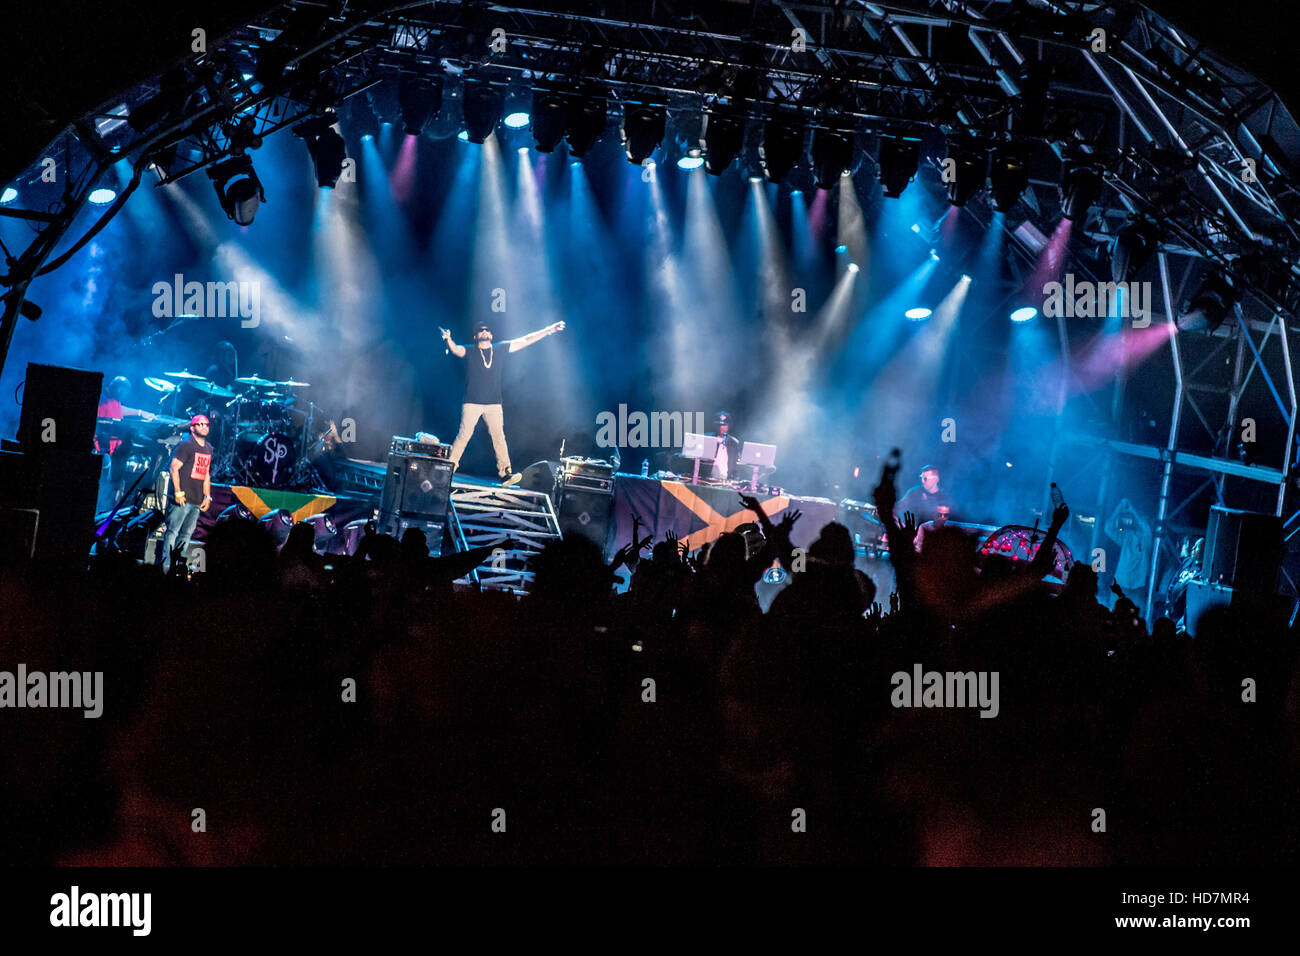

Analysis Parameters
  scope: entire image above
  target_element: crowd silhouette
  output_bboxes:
[1,456,1297,866]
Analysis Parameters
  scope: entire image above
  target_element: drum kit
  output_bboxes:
[100,369,326,490]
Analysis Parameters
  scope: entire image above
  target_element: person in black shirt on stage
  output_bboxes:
[895,464,953,525]
[441,319,565,486]
[160,414,214,572]
[708,411,743,482]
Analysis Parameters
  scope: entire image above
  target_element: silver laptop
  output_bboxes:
[739,441,776,468]
[682,432,722,459]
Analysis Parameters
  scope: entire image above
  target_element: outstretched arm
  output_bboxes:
[1028,502,1069,577]
[507,321,565,353]
[441,327,467,358]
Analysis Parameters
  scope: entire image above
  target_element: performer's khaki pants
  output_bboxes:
[449,402,511,476]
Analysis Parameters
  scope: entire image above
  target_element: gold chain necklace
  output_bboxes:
[479,346,493,369]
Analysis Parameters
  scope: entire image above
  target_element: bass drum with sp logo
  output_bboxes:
[235,430,297,487]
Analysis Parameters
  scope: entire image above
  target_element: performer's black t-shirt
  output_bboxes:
[464,345,507,405]
[896,485,952,524]
[172,437,214,500]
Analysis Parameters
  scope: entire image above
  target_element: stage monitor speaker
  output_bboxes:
[377,512,446,557]
[18,363,102,453]
[380,453,453,518]
[520,460,561,498]
[1184,580,1234,636]
[1203,505,1282,592]
[557,485,614,551]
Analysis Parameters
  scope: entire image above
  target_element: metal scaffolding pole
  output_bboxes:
[1145,251,1184,622]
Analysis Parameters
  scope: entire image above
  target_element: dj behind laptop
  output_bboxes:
[676,432,781,493]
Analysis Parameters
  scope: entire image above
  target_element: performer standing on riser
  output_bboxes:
[441,320,565,487]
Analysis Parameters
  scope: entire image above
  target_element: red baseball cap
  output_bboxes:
[189,414,210,426]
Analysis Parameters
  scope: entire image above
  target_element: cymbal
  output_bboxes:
[234,375,278,388]
[123,413,186,426]
[144,377,178,392]
[263,391,288,400]
[190,381,234,397]
[164,370,206,380]
[275,379,311,388]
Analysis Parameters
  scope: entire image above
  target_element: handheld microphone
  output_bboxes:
[439,327,450,355]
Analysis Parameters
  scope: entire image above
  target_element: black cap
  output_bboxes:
[715,411,731,425]
[473,322,491,334]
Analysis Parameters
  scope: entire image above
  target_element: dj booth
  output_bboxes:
[610,474,838,557]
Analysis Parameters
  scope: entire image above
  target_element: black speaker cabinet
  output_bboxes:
[1184,580,1234,636]
[377,512,446,557]
[1203,505,1282,592]
[557,485,614,551]
[18,363,102,453]
[380,453,453,519]
[0,448,102,566]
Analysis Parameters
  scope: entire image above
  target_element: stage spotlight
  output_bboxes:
[877,134,920,198]
[622,103,665,165]
[703,111,744,175]
[207,155,265,225]
[811,128,853,190]
[457,130,470,142]
[504,111,530,129]
[566,94,607,157]
[398,75,443,135]
[0,187,17,204]
[989,148,1029,212]
[293,114,347,188]
[462,81,504,143]
[1060,161,1102,221]
[259,508,295,547]
[905,307,932,320]
[1111,217,1159,283]
[216,502,256,523]
[227,115,263,153]
[944,145,987,206]
[677,155,704,170]
[761,120,802,183]
[88,188,117,205]
[1010,306,1037,322]
[1177,272,1239,333]
[848,262,860,274]
[531,91,570,152]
